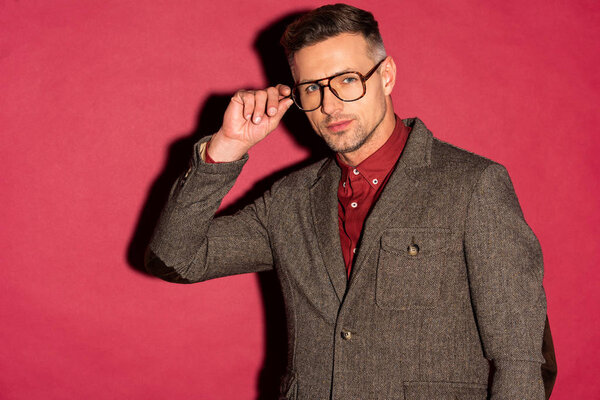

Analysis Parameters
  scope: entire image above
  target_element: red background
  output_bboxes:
[1,1,599,399]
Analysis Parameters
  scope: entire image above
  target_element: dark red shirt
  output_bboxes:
[336,116,410,278]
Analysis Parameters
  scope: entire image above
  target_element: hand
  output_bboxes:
[208,84,294,162]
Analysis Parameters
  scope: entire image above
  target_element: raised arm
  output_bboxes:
[145,85,293,283]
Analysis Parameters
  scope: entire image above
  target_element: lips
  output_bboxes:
[327,120,353,132]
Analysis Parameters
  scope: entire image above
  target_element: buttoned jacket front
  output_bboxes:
[146,118,547,400]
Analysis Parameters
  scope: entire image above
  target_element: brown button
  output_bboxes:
[341,329,352,340]
[407,244,419,256]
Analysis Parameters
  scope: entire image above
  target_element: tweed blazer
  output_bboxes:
[146,117,547,400]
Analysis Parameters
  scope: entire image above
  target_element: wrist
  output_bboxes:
[207,131,251,162]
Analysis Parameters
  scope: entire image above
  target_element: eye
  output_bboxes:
[304,84,320,93]
[342,76,358,84]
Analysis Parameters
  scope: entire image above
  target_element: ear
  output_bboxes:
[380,56,396,96]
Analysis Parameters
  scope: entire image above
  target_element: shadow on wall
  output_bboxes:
[126,10,327,400]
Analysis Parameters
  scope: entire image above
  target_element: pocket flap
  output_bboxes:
[381,228,451,257]
[404,381,487,400]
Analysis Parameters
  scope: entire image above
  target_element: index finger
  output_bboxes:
[276,84,291,99]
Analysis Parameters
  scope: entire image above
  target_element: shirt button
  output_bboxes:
[353,248,356,254]
[372,178,378,185]
[351,202,358,208]
[341,329,352,340]
[342,182,346,188]
[353,168,359,175]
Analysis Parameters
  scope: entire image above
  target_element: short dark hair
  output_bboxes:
[280,3,386,66]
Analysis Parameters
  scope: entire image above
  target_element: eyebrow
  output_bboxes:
[296,68,356,85]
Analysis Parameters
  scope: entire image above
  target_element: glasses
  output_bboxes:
[289,58,386,112]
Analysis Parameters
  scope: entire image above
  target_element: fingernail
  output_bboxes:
[245,114,251,120]
[268,107,277,116]
[254,116,261,124]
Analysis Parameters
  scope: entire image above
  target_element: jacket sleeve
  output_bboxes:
[464,163,547,400]
[144,136,274,283]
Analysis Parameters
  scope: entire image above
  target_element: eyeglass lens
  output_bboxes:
[292,72,365,111]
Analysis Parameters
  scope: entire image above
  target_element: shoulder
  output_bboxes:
[431,132,506,180]
[403,117,502,178]
[268,156,332,194]
[428,137,517,208]
[432,137,495,170]
[404,117,513,195]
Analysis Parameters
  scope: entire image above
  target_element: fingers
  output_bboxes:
[271,96,294,124]
[265,87,280,118]
[238,91,254,122]
[232,85,293,126]
[276,84,291,99]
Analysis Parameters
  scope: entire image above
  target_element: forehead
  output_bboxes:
[292,33,373,82]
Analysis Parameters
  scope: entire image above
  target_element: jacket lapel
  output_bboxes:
[349,118,434,286]
[310,158,347,302]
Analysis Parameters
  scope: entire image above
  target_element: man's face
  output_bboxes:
[292,33,391,156]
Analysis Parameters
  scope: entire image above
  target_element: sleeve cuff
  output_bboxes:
[190,136,249,174]
[201,140,222,164]
[490,360,545,400]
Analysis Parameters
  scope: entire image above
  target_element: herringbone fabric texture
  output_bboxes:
[146,118,547,400]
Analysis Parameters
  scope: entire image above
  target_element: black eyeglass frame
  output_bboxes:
[288,58,387,112]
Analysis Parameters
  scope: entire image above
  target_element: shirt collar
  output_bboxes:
[336,115,410,189]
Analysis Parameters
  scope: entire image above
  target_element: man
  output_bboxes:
[146,4,555,399]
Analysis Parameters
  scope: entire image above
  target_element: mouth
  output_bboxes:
[326,119,353,133]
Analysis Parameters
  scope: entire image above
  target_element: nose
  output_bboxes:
[320,86,343,115]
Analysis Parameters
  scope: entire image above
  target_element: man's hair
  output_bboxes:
[280,3,386,67]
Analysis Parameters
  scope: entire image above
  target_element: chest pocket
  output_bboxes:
[376,228,451,310]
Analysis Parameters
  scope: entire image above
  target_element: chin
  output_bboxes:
[324,135,364,154]
[318,123,367,153]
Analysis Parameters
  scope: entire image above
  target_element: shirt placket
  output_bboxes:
[347,169,370,267]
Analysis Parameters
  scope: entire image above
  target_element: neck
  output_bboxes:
[337,102,397,167]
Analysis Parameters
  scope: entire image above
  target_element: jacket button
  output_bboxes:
[407,244,419,256]
[341,329,352,340]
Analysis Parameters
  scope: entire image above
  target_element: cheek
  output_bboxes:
[305,114,321,132]
[345,102,366,123]
[359,92,383,119]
